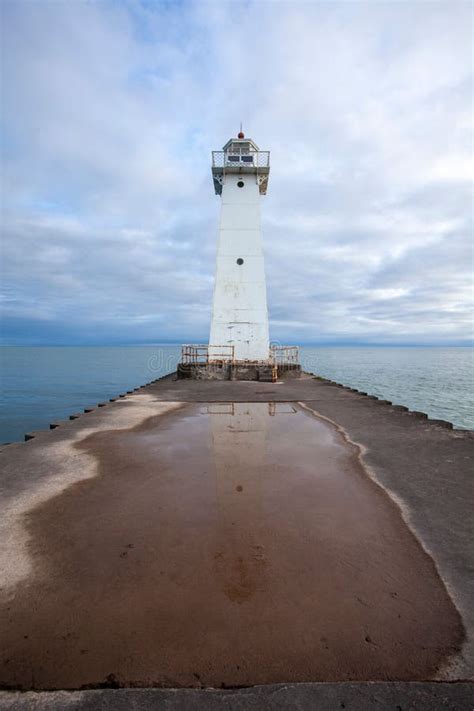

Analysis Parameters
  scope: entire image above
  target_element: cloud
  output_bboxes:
[1,0,472,345]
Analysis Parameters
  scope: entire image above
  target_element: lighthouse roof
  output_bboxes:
[222,136,260,153]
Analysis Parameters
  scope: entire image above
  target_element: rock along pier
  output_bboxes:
[0,371,473,710]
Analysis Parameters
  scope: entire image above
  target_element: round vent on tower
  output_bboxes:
[237,180,245,188]
[236,258,244,265]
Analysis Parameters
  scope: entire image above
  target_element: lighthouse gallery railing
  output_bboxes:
[211,151,270,169]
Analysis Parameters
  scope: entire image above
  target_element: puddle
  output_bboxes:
[0,402,463,689]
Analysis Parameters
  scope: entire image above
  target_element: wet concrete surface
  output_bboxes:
[147,373,474,679]
[0,400,464,690]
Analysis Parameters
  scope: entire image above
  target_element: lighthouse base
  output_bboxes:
[177,362,302,382]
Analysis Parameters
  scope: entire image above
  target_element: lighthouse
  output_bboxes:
[209,130,270,362]
[179,130,300,381]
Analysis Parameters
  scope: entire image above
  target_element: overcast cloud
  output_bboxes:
[1,0,472,345]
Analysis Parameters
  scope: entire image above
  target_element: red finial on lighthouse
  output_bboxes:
[238,122,244,139]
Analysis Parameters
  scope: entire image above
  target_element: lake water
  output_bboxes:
[0,345,472,443]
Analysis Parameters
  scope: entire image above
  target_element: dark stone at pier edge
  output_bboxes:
[177,362,302,381]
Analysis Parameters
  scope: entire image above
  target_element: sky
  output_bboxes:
[1,0,472,346]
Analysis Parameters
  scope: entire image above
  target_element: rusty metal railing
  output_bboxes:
[270,345,299,364]
[181,344,235,364]
[181,344,298,366]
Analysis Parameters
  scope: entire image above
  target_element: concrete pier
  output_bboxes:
[0,374,473,707]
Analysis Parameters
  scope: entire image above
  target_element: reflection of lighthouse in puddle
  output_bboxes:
[208,402,270,604]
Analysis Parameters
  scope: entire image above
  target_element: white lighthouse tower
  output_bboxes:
[179,130,300,380]
[209,130,270,362]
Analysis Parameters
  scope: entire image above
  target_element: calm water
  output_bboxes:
[0,345,472,443]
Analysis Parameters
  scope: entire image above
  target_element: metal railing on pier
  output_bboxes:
[181,344,235,364]
[181,344,299,366]
[270,345,299,365]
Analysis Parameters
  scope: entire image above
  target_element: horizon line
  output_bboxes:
[1,342,473,348]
